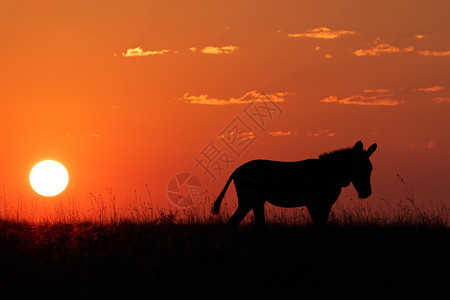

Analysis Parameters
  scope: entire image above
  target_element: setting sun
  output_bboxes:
[29,160,69,197]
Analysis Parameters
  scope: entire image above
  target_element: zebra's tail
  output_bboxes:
[211,171,236,215]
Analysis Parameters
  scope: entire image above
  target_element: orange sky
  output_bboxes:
[1,0,449,217]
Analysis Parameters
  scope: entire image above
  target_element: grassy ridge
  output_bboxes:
[0,220,449,299]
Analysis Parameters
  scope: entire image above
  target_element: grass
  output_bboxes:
[0,177,449,298]
[1,173,447,227]
[0,219,449,299]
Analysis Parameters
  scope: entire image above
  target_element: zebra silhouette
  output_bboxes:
[211,140,377,226]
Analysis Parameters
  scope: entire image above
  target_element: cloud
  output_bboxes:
[354,39,450,57]
[67,132,101,138]
[198,45,239,54]
[287,27,356,39]
[433,97,450,103]
[218,130,256,140]
[306,129,335,137]
[182,90,290,105]
[122,47,170,57]
[424,140,438,149]
[82,133,101,138]
[417,50,450,56]
[121,45,239,56]
[363,88,392,93]
[268,130,299,137]
[413,86,444,92]
[320,94,404,106]
[415,34,425,39]
[354,43,401,56]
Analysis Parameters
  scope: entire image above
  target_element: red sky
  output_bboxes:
[1,0,449,218]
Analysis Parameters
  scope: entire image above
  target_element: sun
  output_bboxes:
[29,160,69,197]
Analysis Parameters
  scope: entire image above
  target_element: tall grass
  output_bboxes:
[0,195,448,227]
[0,176,448,226]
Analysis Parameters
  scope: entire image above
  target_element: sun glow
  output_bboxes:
[29,160,69,197]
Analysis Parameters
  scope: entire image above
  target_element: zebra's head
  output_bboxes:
[350,141,377,199]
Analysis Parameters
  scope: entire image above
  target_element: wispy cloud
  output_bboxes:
[82,133,101,138]
[67,132,101,138]
[433,97,450,103]
[218,130,256,140]
[193,45,239,54]
[417,50,450,56]
[306,129,335,137]
[268,130,299,137]
[182,90,290,105]
[413,86,445,92]
[320,94,404,106]
[354,43,402,56]
[287,27,356,39]
[354,36,450,57]
[122,47,170,57]
[424,140,438,149]
[363,88,392,93]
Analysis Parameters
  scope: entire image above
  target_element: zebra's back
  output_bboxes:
[233,159,334,208]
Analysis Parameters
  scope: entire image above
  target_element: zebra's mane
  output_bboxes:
[319,147,355,161]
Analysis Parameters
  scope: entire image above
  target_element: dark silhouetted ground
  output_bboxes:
[0,220,449,299]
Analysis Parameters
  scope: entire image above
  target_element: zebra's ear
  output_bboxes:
[367,143,377,157]
[353,140,363,151]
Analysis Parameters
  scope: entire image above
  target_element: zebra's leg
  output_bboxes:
[253,203,265,226]
[227,205,251,226]
[307,204,332,227]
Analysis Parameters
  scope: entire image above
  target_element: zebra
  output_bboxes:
[211,140,377,226]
